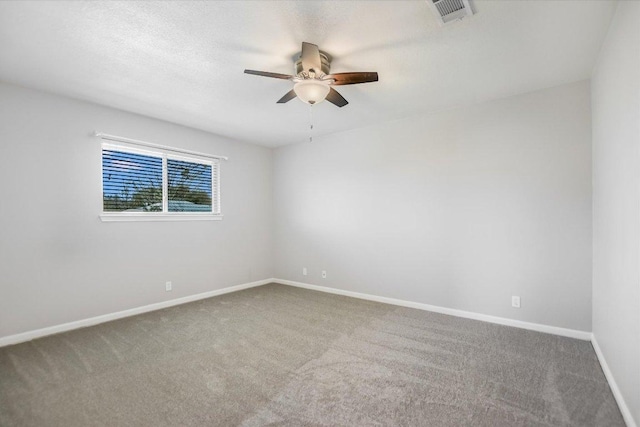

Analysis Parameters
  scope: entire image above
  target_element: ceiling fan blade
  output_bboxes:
[326,72,379,86]
[277,89,297,104]
[325,88,348,108]
[301,42,322,73]
[244,69,293,80]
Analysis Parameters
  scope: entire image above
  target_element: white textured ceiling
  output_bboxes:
[0,1,616,147]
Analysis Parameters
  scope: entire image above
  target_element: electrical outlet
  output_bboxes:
[166,281,172,292]
[321,270,327,279]
[511,296,520,308]
[303,267,308,276]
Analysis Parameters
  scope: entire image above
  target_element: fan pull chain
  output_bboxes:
[308,104,314,142]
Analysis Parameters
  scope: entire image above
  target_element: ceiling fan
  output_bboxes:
[244,42,378,108]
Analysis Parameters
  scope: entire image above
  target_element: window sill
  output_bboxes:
[100,213,223,222]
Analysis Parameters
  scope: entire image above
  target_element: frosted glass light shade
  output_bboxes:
[293,80,330,105]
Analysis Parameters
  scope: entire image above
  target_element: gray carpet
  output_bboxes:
[0,283,625,426]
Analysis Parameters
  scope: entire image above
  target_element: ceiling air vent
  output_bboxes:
[428,0,474,24]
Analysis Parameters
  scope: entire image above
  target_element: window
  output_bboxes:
[99,136,222,222]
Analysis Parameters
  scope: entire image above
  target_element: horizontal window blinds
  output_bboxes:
[167,158,216,213]
[102,149,163,212]
[101,141,221,215]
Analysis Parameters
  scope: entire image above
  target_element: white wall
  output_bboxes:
[592,1,640,425]
[0,83,273,338]
[274,81,592,332]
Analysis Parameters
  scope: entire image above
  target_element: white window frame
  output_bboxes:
[98,134,224,222]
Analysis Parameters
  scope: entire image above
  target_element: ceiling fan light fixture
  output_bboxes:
[244,42,378,108]
[293,80,330,105]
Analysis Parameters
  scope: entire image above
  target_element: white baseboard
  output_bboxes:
[2,277,592,345]
[273,279,592,341]
[4,278,630,424]
[0,278,273,348]
[592,335,638,427]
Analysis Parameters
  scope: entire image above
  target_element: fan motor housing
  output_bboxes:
[295,51,331,76]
